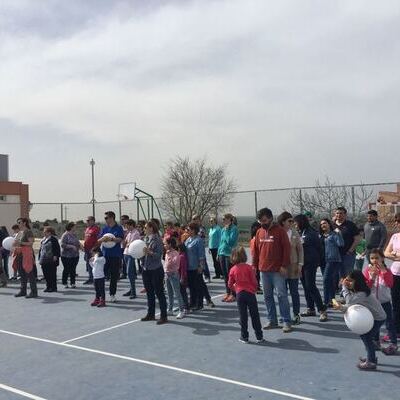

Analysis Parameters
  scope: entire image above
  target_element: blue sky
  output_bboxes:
[1,0,399,207]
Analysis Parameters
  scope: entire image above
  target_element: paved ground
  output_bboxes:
[1,254,399,400]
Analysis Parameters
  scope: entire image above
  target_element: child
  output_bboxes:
[89,248,106,307]
[228,246,265,344]
[363,248,397,355]
[333,270,386,370]
[163,238,185,319]
[178,243,190,313]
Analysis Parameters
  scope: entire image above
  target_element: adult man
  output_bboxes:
[364,210,387,260]
[83,216,100,284]
[192,214,211,282]
[98,211,124,302]
[252,207,292,333]
[333,207,360,278]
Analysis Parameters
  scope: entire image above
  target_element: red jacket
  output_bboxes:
[84,225,100,252]
[228,263,258,294]
[252,223,291,272]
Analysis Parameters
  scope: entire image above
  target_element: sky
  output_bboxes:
[1,0,399,207]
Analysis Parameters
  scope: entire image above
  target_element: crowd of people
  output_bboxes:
[1,206,399,370]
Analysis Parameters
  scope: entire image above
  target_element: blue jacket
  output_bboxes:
[321,231,344,264]
[218,224,239,257]
[185,236,206,271]
[208,225,222,249]
[300,227,321,267]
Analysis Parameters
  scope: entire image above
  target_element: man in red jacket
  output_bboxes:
[252,207,292,332]
[83,216,100,284]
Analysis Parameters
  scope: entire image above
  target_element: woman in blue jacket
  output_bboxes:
[319,218,344,307]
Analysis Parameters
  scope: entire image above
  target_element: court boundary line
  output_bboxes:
[62,293,225,344]
[0,383,48,400]
[0,329,316,400]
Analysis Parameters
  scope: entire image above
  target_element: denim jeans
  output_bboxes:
[323,261,340,305]
[166,272,184,311]
[361,319,385,363]
[124,254,137,296]
[286,278,300,316]
[374,302,397,345]
[339,253,356,278]
[261,271,291,324]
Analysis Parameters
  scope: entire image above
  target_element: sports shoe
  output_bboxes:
[300,309,316,317]
[176,311,186,319]
[293,314,301,325]
[357,360,377,370]
[97,299,106,307]
[91,298,100,307]
[109,295,116,303]
[239,337,249,344]
[282,324,292,333]
[207,300,215,308]
[123,290,131,297]
[382,344,398,355]
[256,338,266,344]
[156,317,168,325]
[263,322,279,330]
[382,334,400,343]
[319,312,328,322]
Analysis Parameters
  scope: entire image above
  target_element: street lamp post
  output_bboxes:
[90,159,96,219]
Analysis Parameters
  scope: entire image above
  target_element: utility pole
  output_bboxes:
[90,159,96,219]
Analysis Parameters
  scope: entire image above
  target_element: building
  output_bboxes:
[0,154,30,231]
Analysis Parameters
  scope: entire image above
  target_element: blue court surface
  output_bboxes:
[1,254,399,400]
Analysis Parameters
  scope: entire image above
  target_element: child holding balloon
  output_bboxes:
[363,248,398,355]
[333,270,386,370]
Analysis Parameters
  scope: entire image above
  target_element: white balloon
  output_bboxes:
[128,239,146,259]
[102,233,116,248]
[344,304,374,335]
[2,236,15,251]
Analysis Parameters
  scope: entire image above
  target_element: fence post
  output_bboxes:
[299,189,304,213]
[118,200,122,220]
[60,203,64,223]
[351,186,356,216]
[254,191,258,217]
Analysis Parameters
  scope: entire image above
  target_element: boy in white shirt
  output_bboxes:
[89,248,106,307]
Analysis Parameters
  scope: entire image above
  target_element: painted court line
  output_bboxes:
[0,383,48,400]
[62,293,225,344]
[0,329,316,400]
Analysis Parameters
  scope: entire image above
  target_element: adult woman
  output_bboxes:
[320,218,344,307]
[60,222,81,289]
[218,213,239,302]
[123,219,140,299]
[384,213,400,338]
[294,214,328,322]
[12,218,36,298]
[278,212,304,325]
[141,220,168,325]
[208,217,222,279]
[185,222,214,310]
[39,226,61,292]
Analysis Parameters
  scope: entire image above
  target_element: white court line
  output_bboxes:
[0,383,48,400]
[0,329,316,400]
[62,293,225,344]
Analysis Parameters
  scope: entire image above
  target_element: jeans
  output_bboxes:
[166,272,184,311]
[105,257,121,296]
[203,258,210,280]
[300,264,326,312]
[61,256,79,285]
[286,278,300,316]
[391,275,400,334]
[236,291,263,340]
[361,320,385,363]
[142,267,167,318]
[220,255,234,295]
[261,271,291,324]
[180,283,189,310]
[323,261,340,305]
[84,251,93,281]
[374,302,397,345]
[124,254,137,296]
[339,253,356,278]
[94,277,105,299]
[209,248,222,277]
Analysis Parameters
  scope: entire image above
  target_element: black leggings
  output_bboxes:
[61,257,79,285]
[210,248,222,277]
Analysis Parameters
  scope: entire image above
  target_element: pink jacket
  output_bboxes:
[164,249,180,274]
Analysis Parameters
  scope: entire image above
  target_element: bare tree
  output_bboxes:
[287,176,373,218]
[161,157,236,224]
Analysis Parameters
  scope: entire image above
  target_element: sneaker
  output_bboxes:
[97,299,106,307]
[123,290,131,297]
[176,311,185,319]
[357,360,377,370]
[109,295,116,303]
[156,317,168,325]
[239,337,249,344]
[256,338,266,344]
[263,322,279,330]
[282,324,292,333]
[382,344,398,355]
[293,314,301,325]
[300,309,316,317]
[225,294,236,303]
[91,298,100,307]
[207,300,215,308]
[141,315,156,321]
[319,312,328,322]
[221,293,229,302]
[381,334,400,343]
